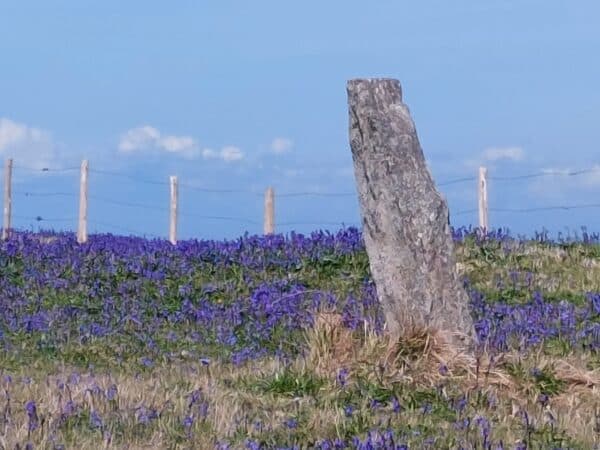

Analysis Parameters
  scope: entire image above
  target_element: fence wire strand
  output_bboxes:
[3,159,600,239]
[491,203,600,213]
[453,208,478,216]
[88,195,168,212]
[489,167,600,181]
[12,165,81,173]
[277,191,355,198]
[89,169,169,186]
[13,214,75,223]
[178,182,263,195]
[438,176,478,186]
[14,191,78,198]
[179,212,260,225]
[278,221,358,227]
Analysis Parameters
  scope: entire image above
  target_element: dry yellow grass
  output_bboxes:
[302,311,600,447]
[3,312,600,448]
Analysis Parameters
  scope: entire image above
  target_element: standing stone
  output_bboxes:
[347,78,475,348]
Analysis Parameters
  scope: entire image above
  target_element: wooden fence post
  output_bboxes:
[2,158,13,241]
[478,166,489,232]
[77,160,89,244]
[169,175,178,244]
[264,186,274,235]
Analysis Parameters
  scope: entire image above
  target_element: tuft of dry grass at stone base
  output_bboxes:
[304,312,600,448]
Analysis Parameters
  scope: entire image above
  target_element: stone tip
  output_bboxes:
[346,78,403,104]
[347,78,401,88]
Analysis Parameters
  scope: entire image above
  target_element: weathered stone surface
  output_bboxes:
[347,78,475,347]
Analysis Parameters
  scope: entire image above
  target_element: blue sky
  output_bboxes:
[1,1,599,240]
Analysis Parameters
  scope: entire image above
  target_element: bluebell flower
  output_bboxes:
[344,404,354,417]
[336,368,349,387]
[439,364,449,375]
[25,400,38,432]
[182,415,194,428]
[106,384,118,401]
[90,410,103,429]
[284,417,298,429]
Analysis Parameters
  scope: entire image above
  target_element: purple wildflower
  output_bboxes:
[25,400,39,432]
[284,417,298,429]
[344,404,354,417]
[106,384,118,401]
[183,415,194,428]
[90,410,103,429]
[336,368,349,387]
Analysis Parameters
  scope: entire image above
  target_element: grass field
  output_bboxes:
[1,227,599,449]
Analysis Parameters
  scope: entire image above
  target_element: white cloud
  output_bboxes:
[270,137,293,154]
[201,146,244,163]
[0,118,58,170]
[118,126,244,162]
[0,118,29,150]
[482,146,524,162]
[118,126,161,152]
[464,145,525,170]
[159,135,196,154]
[118,125,198,158]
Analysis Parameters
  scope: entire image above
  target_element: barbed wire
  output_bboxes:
[277,191,355,198]
[3,160,600,240]
[275,166,599,195]
[490,203,600,213]
[276,174,477,195]
[13,214,75,223]
[178,182,263,196]
[89,169,169,186]
[87,194,167,212]
[179,183,354,198]
[11,165,81,173]
[452,208,478,216]
[83,195,260,225]
[488,167,599,181]
[438,176,478,186]
[13,191,78,198]
[178,212,260,225]
[5,164,598,198]
[278,221,358,227]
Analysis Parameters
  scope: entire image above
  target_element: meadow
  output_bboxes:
[0,227,599,449]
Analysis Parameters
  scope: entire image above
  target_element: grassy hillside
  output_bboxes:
[0,227,599,449]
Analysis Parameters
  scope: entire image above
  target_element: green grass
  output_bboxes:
[1,236,600,448]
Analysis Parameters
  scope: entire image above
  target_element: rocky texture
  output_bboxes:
[347,78,475,348]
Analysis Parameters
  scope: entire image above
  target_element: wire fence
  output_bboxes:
[1,159,599,241]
